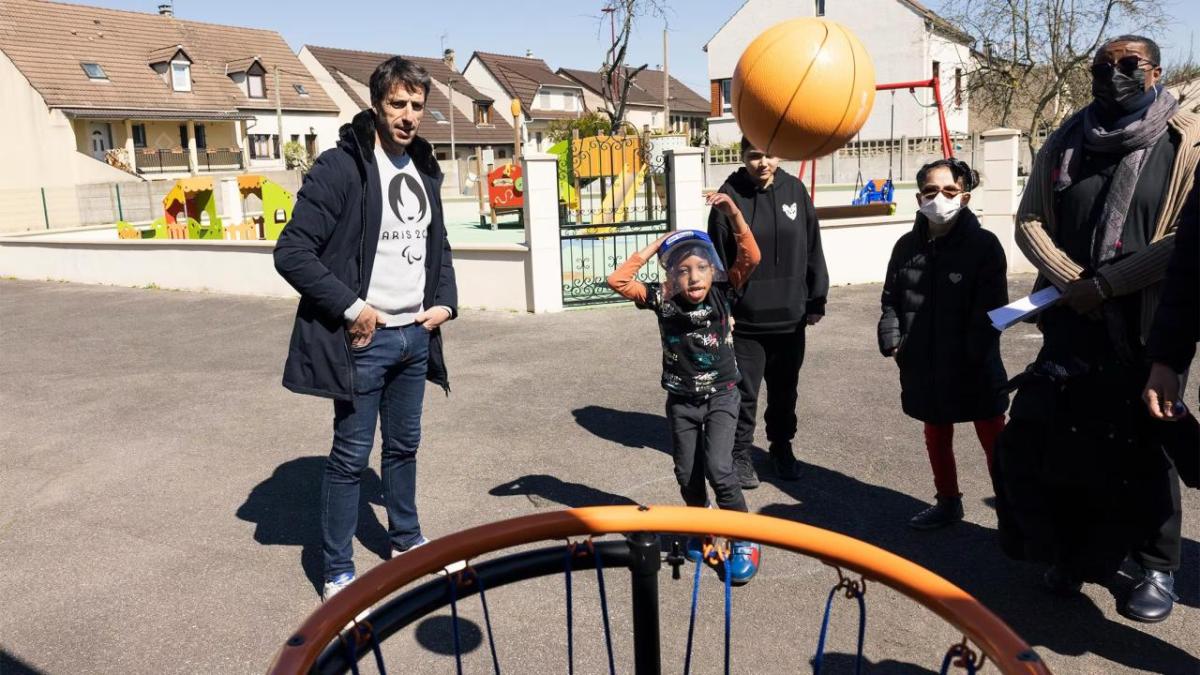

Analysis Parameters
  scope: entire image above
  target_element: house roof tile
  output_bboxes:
[558,66,709,114]
[304,45,515,146]
[470,51,583,118]
[0,0,337,116]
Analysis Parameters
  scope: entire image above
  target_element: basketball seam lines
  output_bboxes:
[766,24,831,157]
[809,22,863,159]
[733,28,795,128]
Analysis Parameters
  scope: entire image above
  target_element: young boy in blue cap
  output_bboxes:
[607,193,763,584]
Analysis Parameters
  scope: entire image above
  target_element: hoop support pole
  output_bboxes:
[628,532,662,675]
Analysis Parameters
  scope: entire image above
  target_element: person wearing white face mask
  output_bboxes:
[878,158,1010,531]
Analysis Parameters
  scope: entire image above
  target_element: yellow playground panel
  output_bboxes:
[116,175,293,241]
[570,134,643,179]
[237,175,293,240]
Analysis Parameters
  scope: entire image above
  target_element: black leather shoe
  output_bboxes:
[769,442,801,480]
[734,455,759,490]
[907,496,963,530]
[1123,569,1177,623]
[1041,565,1083,597]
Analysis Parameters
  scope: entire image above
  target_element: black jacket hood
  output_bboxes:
[339,109,442,180]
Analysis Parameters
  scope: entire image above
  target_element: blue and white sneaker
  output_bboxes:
[322,572,355,602]
[393,536,466,574]
[726,541,762,586]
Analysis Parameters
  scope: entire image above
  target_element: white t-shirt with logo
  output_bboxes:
[344,146,433,327]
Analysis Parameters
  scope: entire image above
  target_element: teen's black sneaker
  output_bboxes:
[907,496,963,530]
[734,455,760,489]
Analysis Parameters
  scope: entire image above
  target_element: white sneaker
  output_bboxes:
[322,572,371,627]
[393,536,466,574]
[322,572,355,601]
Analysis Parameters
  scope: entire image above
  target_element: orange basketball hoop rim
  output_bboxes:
[268,505,1050,674]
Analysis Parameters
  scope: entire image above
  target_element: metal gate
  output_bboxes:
[558,131,671,307]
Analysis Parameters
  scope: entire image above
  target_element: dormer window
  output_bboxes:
[293,83,309,96]
[475,104,491,125]
[248,72,265,98]
[81,62,108,80]
[171,59,191,92]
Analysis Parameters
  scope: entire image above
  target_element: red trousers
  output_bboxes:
[923,416,1006,498]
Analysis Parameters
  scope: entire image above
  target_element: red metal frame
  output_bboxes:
[796,77,951,197]
[875,78,953,160]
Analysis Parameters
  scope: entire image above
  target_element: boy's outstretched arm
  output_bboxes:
[706,192,760,289]
[607,233,671,303]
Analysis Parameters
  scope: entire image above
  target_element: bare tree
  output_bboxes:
[941,0,1167,157]
[597,0,666,135]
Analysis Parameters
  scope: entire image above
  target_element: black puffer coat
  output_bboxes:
[877,209,1009,424]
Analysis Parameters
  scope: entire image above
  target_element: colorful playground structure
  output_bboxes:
[116,175,294,241]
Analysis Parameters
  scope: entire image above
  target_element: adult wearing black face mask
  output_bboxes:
[995,35,1200,623]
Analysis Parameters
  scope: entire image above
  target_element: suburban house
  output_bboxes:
[298,45,515,167]
[704,0,974,146]
[462,51,584,153]
[0,0,339,190]
[556,65,709,142]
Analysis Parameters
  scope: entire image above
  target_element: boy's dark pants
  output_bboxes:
[732,325,807,462]
[666,387,748,511]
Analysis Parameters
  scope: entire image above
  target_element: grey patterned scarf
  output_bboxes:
[1053,89,1179,265]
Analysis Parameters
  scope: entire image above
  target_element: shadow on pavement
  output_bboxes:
[415,615,483,655]
[489,474,637,508]
[0,652,47,675]
[753,450,1199,674]
[237,456,391,594]
[572,405,672,455]
[815,653,938,674]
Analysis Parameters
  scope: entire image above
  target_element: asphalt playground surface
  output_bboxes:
[1,276,1196,674]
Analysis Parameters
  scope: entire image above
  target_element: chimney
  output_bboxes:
[157,3,173,16]
[443,48,456,71]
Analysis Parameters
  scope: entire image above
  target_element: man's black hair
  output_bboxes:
[1098,35,1161,66]
[369,57,432,107]
[740,135,758,156]
[916,157,980,191]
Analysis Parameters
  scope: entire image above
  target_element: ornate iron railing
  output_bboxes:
[558,132,672,307]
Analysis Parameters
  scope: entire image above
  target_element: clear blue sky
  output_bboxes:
[65,0,1200,95]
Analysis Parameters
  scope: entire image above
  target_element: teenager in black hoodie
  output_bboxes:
[708,137,829,487]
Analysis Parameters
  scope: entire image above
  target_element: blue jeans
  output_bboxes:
[323,324,429,580]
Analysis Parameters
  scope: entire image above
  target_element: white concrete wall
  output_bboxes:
[464,58,516,125]
[705,0,971,143]
[0,234,533,311]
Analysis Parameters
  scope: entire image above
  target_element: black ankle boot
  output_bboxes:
[907,496,963,530]
[769,441,800,480]
[1123,569,1176,623]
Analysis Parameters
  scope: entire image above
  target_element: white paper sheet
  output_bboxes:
[988,287,1062,331]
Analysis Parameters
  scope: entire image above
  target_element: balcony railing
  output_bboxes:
[135,147,244,174]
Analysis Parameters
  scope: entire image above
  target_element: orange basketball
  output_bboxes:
[733,18,876,160]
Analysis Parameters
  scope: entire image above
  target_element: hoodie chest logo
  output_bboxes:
[948,272,963,284]
[781,203,798,220]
